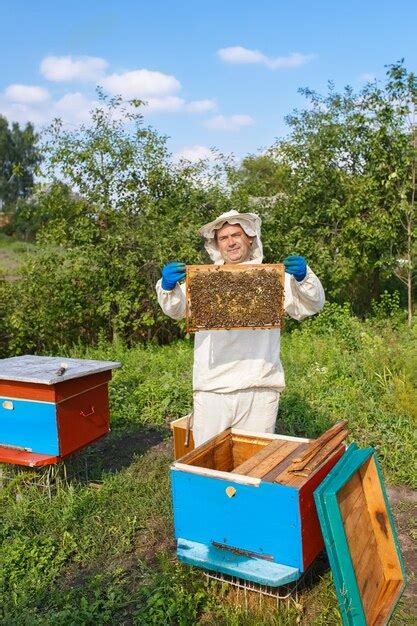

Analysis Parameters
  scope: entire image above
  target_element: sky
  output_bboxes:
[1,0,417,163]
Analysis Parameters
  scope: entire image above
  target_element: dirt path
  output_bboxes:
[387,486,417,619]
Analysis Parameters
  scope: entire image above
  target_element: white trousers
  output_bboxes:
[192,388,280,448]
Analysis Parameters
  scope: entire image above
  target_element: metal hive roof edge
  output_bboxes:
[0,355,121,385]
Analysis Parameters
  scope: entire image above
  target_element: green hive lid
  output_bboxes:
[314,444,407,626]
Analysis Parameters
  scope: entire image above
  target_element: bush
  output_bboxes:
[299,301,362,347]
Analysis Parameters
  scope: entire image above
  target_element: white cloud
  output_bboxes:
[359,73,376,83]
[186,99,217,113]
[5,84,50,104]
[102,69,181,98]
[40,55,108,82]
[54,92,99,124]
[174,145,216,162]
[0,90,98,127]
[218,46,265,64]
[218,46,316,70]
[1,56,216,125]
[145,96,185,112]
[0,101,47,126]
[205,114,255,131]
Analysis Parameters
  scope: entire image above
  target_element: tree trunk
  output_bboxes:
[407,218,413,328]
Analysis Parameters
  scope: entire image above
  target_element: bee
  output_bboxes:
[189,267,284,330]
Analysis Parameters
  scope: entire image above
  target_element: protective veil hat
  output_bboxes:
[198,210,263,264]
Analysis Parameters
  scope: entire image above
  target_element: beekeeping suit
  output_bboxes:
[156,210,325,446]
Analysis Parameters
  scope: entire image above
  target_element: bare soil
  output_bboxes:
[387,485,417,618]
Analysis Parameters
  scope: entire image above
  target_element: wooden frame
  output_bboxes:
[185,263,285,332]
[314,444,407,626]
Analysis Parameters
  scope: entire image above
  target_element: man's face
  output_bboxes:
[215,223,254,264]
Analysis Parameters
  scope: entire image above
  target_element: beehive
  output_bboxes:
[170,426,346,586]
[0,355,120,467]
[186,264,285,332]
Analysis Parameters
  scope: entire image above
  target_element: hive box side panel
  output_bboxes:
[300,446,345,570]
[0,380,56,402]
[0,371,112,403]
[54,371,112,403]
[57,383,110,457]
[171,469,302,569]
[0,397,59,455]
[171,416,195,459]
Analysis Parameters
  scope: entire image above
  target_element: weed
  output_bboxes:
[0,318,415,623]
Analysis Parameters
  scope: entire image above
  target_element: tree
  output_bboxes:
[1,92,228,354]
[229,153,291,200]
[362,61,417,326]
[0,116,41,209]
[261,64,417,316]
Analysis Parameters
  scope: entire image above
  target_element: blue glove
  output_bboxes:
[283,256,307,282]
[161,262,186,291]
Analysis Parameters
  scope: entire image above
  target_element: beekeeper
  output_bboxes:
[156,210,325,447]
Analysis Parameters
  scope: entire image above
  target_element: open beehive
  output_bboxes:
[170,422,347,586]
[186,263,284,332]
[315,444,406,626]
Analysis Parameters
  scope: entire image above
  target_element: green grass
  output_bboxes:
[0,233,36,280]
[0,314,416,624]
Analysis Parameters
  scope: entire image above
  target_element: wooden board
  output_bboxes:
[186,263,284,332]
[232,439,289,475]
[280,444,345,487]
[299,447,345,570]
[177,429,231,468]
[0,371,112,403]
[314,445,407,626]
[263,442,308,482]
[289,421,348,470]
[170,415,195,460]
[0,445,59,467]
[231,435,270,467]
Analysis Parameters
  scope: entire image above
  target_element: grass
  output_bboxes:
[0,233,36,280]
[0,311,416,624]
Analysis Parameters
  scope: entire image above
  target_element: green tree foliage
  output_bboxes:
[229,153,291,199]
[3,63,417,355]
[0,116,41,208]
[2,94,227,354]
[227,61,417,315]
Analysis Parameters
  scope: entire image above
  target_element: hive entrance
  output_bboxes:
[186,264,284,332]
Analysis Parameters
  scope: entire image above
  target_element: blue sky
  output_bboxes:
[1,0,416,162]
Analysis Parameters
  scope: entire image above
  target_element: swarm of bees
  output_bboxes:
[187,265,284,331]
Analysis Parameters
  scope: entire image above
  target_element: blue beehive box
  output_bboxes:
[0,356,120,466]
[171,427,345,586]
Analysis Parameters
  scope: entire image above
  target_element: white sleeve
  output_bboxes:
[156,279,186,320]
[284,266,325,321]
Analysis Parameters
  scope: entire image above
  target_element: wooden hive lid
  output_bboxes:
[0,355,121,385]
[314,444,407,626]
[186,263,285,332]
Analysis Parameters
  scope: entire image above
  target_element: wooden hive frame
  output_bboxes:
[185,263,285,332]
[314,444,407,626]
[171,418,348,488]
[173,426,346,488]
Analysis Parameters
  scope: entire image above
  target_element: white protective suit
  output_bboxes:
[156,210,325,446]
